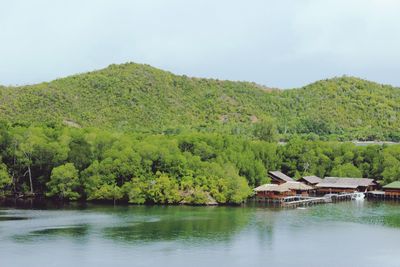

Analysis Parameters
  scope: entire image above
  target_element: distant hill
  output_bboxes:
[1,62,399,140]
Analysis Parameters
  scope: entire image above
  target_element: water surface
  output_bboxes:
[1,201,400,267]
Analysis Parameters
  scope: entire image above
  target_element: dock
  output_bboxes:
[281,193,359,208]
[282,196,328,207]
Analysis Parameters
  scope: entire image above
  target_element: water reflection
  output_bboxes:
[252,209,278,249]
[305,201,400,228]
[1,202,400,267]
[0,216,29,221]
[103,206,252,243]
[13,225,90,242]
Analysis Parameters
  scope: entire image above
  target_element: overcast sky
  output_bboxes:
[1,0,399,88]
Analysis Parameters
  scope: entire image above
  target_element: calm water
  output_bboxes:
[1,201,400,267]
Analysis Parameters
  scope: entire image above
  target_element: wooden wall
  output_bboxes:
[384,189,400,197]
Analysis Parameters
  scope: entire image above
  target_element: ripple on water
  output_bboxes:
[12,225,90,242]
[102,212,248,245]
[0,216,30,221]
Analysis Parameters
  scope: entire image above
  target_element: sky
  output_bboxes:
[1,0,400,88]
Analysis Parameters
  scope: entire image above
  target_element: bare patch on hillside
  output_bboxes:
[219,94,237,105]
[250,115,259,123]
[219,115,228,123]
[63,119,82,128]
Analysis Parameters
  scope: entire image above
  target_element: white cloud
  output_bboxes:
[0,0,399,88]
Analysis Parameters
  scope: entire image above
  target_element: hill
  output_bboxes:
[1,62,399,140]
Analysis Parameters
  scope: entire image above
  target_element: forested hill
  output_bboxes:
[1,63,400,204]
[1,62,399,140]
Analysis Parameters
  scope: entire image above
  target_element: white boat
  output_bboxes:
[352,192,365,201]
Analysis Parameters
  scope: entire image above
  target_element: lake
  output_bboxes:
[1,201,400,267]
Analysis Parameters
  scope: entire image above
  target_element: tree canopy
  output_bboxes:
[0,124,399,204]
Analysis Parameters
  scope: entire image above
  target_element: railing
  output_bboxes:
[282,192,358,207]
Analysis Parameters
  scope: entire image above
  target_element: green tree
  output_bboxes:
[148,174,181,204]
[252,119,278,142]
[330,163,362,178]
[11,126,69,194]
[381,146,400,184]
[90,184,123,204]
[46,163,80,200]
[0,163,12,194]
[122,178,147,204]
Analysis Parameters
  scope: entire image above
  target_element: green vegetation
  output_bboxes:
[0,63,399,141]
[46,163,80,200]
[0,124,399,204]
[0,63,399,204]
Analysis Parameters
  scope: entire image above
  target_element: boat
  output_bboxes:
[352,192,365,201]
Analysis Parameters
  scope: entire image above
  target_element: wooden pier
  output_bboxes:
[281,193,358,208]
[283,196,328,207]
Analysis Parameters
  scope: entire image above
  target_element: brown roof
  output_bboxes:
[316,177,375,189]
[254,181,313,192]
[301,176,322,184]
[254,184,289,193]
[268,171,294,182]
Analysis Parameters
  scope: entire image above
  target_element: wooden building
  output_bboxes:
[298,176,322,187]
[315,177,376,194]
[383,181,400,197]
[254,181,313,200]
[268,171,294,184]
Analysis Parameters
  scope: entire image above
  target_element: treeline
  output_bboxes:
[0,124,399,204]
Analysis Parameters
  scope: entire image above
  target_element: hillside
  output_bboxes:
[0,62,399,140]
[1,63,400,203]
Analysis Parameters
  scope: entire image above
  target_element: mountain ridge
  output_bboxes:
[1,62,399,141]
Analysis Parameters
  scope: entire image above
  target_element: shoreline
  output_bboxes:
[2,195,399,210]
[0,196,238,209]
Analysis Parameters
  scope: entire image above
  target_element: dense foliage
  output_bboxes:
[0,124,399,203]
[1,63,399,203]
[1,63,400,141]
